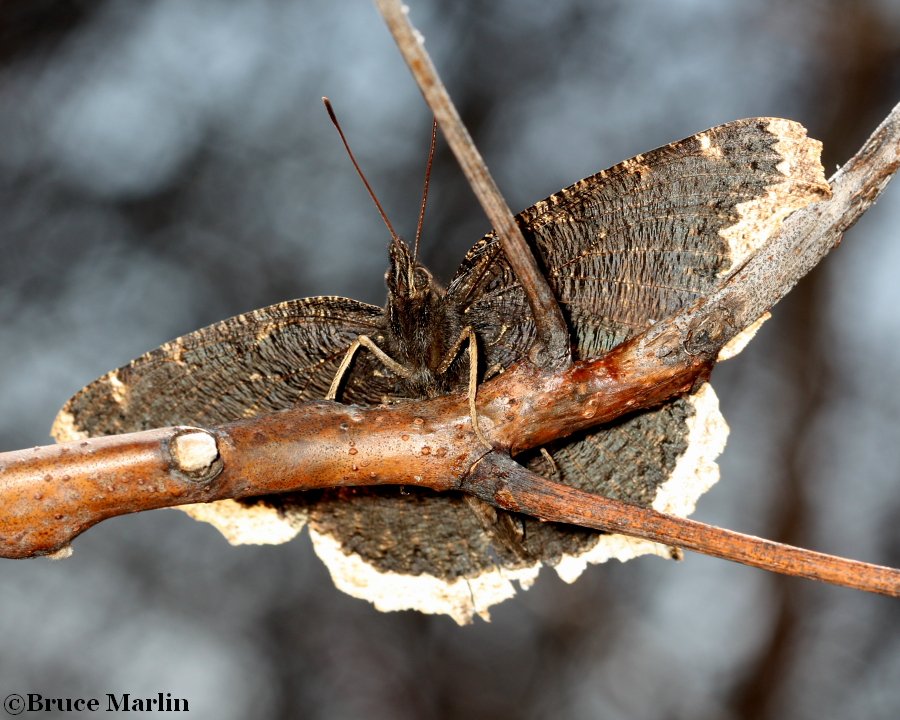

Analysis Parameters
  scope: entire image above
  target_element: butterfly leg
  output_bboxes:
[437,326,491,448]
[539,447,559,477]
[462,495,531,561]
[326,335,412,401]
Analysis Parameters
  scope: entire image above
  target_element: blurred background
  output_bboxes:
[1,1,898,718]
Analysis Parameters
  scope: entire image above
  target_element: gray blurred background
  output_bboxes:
[1,1,899,718]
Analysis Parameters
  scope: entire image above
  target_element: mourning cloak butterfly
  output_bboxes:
[53,118,828,623]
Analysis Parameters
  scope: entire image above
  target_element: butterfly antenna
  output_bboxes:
[413,116,438,263]
[323,97,399,242]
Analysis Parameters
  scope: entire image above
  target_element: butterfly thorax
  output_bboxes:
[384,238,465,397]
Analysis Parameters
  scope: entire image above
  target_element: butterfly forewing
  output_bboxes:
[448,118,819,364]
[54,296,395,439]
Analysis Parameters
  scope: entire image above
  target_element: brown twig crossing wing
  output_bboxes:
[374,0,571,369]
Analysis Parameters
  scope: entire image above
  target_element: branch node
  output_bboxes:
[169,428,221,481]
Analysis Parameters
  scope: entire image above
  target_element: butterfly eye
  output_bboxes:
[414,268,431,288]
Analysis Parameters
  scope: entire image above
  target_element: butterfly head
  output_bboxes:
[385,236,450,375]
[387,236,436,302]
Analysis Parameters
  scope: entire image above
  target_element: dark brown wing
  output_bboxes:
[448,118,828,575]
[447,118,828,366]
[53,296,393,439]
[446,119,826,576]
[306,119,828,622]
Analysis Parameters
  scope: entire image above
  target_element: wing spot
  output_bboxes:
[105,371,128,407]
[697,132,724,159]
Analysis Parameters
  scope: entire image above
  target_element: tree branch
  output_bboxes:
[1,16,898,597]
[644,101,900,365]
[0,427,223,558]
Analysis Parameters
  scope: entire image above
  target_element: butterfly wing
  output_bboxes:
[448,117,828,365]
[53,295,406,550]
[453,117,828,576]
[53,296,394,440]
[307,118,829,621]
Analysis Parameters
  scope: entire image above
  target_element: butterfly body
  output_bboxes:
[382,236,466,399]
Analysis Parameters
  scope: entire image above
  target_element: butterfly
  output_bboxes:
[52,117,828,623]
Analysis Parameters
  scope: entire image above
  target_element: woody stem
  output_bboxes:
[375,0,571,368]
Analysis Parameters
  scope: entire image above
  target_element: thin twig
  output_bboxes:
[464,453,900,598]
[4,393,900,597]
[375,0,571,368]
